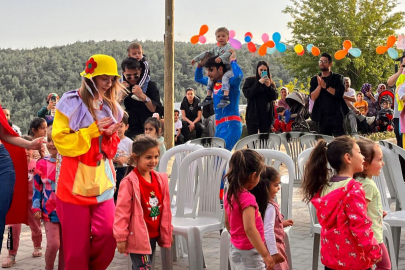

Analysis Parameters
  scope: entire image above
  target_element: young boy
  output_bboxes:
[191,27,234,108]
[354,92,375,125]
[273,106,293,132]
[127,42,150,97]
[174,109,184,145]
[376,96,394,131]
[113,112,133,201]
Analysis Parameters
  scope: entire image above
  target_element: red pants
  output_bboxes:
[273,119,293,132]
[56,198,116,270]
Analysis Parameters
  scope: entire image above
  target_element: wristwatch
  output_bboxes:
[144,97,151,103]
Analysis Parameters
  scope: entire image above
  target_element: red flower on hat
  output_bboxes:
[85,58,97,74]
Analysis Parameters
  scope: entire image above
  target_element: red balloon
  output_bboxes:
[245,32,253,38]
[298,50,305,56]
[248,42,257,53]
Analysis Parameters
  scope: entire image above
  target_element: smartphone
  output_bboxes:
[261,71,268,78]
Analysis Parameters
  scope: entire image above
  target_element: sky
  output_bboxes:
[0,0,404,49]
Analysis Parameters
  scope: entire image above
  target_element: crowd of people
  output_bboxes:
[0,25,405,270]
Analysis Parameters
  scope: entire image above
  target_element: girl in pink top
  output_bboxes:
[302,136,382,270]
[224,149,275,270]
[114,136,172,270]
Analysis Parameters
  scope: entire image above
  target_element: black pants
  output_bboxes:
[394,118,402,147]
[319,120,346,136]
[114,166,127,202]
[246,120,272,135]
[175,134,185,145]
[130,238,158,270]
[182,121,203,141]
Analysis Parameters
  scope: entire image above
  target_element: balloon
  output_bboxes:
[229,38,242,50]
[294,44,304,53]
[388,48,399,59]
[387,35,397,47]
[348,48,361,57]
[376,46,388,54]
[199,25,209,36]
[229,30,236,39]
[265,41,275,48]
[343,40,352,50]
[276,43,287,53]
[245,32,253,38]
[306,44,314,51]
[190,35,199,44]
[258,44,267,56]
[267,46,277,55]
[311,46,320,56]
[298,50,305,56]
[262,33,269,43]
[273,32,281,44]
[244,36,251,43]
[199,35,206,44]
[335,50,348,60]
[248,42,257,53]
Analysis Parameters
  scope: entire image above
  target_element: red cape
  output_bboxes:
[0,104,28,225]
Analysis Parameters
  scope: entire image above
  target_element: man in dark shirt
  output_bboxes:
[180,88,203,141]
[121,57,162,139]
[310,53,348,136]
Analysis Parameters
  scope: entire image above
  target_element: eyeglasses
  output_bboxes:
[318,60,330,64]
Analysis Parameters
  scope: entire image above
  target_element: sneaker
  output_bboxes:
[199,96,213,107]
[217,96,230,108]
[366,116,375,125]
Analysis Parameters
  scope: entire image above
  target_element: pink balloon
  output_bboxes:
[229,38,242,50]
[199,35,206,44]
[229,30,236,39]
[262,33,269,43]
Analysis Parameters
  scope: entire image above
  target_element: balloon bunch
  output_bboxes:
[306,44,320,56]
[334,40,361,60]
[229,30,242,50]
[190,25,208,44]
[376,36,398,59]
[269,32,286,54]
[258,33,275,56]
[244,32,257,53]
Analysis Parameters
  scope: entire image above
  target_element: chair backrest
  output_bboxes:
[187,137,226,149]
[373,173,393,213]
[278,132,310,181]
[159,144,204,203]
[254,149,295,220]
[176,148,232,221]
[233,133,281,151]
[299,134,334,150]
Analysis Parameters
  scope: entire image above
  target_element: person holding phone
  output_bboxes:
[242,60,278,135]
[37,93,59,119]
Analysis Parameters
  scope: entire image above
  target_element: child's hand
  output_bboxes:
[272,253,285,264]
[263,254,275,269]
[383,210,387,218]
[114,156,128,166]
[174,137,177,142]
[117,241,128,254]
[283,219,294,227]
[229,49,236,61]
[191,59,196,66]
[34,211,42,220]
[215,57,222,63]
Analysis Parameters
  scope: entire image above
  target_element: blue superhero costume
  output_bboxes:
[195,60,243,151]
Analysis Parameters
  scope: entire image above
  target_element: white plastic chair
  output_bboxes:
[187,137,226,148]
[165,148,232,270]
[299,134,334,150]
[219,229,231,270]
[233,133,281,151]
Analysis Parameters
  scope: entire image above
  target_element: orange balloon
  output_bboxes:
[265,41,275,48]
[248,42,257,53]
[199,25,209,36]
[312,46,320,56]
[386,35,397,47]
[258,45,267,56]
[190,35,199,44]
[343,40,352,50]
[335,49,348,60]
[376,46,388,54]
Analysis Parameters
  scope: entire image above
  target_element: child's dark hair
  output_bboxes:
[357,92,364,97]
[354,139,376,179]
[122,112,129,125]
[302,136,355,203]
[28,117,46,136]
[276,106,285,114]
[174,109,180,115]
[225,149,265,211]
[144,117,161,136]
[125,135,160,176]
[250,166,280,220]
[127,42,142,52]
[21,135,33,141]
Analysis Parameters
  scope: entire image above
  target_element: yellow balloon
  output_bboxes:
[294,44,304,53]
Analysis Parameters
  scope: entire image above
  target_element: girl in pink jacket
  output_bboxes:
[302,136,382,270]
[113,136,172,270]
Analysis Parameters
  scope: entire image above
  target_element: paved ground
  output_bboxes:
[2,185,405,270]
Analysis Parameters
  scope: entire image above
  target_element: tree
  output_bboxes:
[283,0,405,90]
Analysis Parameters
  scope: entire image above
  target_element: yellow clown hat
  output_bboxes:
[80,54,121,79]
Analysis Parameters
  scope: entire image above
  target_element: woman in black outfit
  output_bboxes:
[242,61,278,135]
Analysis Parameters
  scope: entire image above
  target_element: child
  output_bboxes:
[32,127,65,270]
[144,117,166,170]
[1,135,43,268]
[274,106,293,132]
[376,97,394,132]
[174,109,184,145]
[191,27,234,108]
[114,136,172,269]
[127,42,150,95]
[113,112,133,202]
[224,149,275,269]
[37,93,59,119]
[354,92,376,126]
[302,136,382,270]
[250,166,293,270]
[29,117,48,160]
[354,139,391,270]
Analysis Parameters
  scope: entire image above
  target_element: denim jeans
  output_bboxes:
[0,144,16,253]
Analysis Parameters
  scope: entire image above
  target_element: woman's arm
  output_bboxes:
[0,124,42,150]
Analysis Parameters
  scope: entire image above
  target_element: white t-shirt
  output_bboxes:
[116,137,133,166]
[174,119,182,136]
[344,88,356,106]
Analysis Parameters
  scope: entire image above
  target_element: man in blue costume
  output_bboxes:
[195,50,243,151]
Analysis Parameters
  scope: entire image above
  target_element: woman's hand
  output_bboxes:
[29,137,46,150]
[117,241,127,254]
[103,123,120,136]
[229,49,236,61]
[97,117,112,131]
[259,77,267,84]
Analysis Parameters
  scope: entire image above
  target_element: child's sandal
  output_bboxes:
[32,247,42,257]
[1,256,16,268]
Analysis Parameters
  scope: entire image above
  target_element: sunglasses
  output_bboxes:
[124,74,139,80]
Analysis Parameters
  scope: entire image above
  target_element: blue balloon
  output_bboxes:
[267,46,277,55]
[348,48,361,58]
[388,48,399,59]
[276,43,287,53]
[273,32,281,44]
[244,36,251,43]
[306,44,314,51]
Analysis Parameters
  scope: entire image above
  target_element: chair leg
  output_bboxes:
[186,228,204,270]
[220,230,230,270]
[312,233,320,270]
[284,231,293,270]
[383,223,397,270]
[391,226,401,267]
[160,247,174,270]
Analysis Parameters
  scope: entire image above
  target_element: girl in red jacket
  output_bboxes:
[302,136,382,270]
[114,136,172,270]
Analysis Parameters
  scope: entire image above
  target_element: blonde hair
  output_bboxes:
[127,42,142,52]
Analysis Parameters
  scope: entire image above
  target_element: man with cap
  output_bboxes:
[37,93,59,119]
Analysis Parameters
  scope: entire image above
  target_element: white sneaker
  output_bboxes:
[366,116,375,125]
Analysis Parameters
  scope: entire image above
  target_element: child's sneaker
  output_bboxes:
[366,116,375,125]
[217,96,230,108]
[199,96,213,107]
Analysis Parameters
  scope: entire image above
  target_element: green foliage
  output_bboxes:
[283,0,405,90]
[365,131,396,141]
[0,40,294,134]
